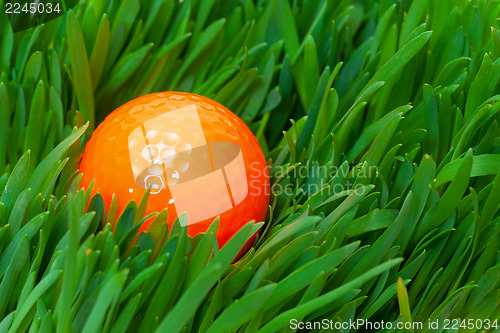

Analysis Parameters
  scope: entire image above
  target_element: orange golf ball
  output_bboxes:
[79,92,270,247]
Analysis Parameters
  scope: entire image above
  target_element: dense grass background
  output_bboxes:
[0,0,499,332]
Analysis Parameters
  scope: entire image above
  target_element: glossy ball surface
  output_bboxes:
[79,92,270,247]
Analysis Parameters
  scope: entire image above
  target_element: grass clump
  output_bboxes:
[0,0,500,332]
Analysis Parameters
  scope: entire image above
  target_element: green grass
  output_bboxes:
[0,0,500,332]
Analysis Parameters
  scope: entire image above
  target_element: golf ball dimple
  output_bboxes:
[162,132,179,146]
[79,91,270,248]
[142,145,159,161]
[145,130,162,144]
[159,147,175,160]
